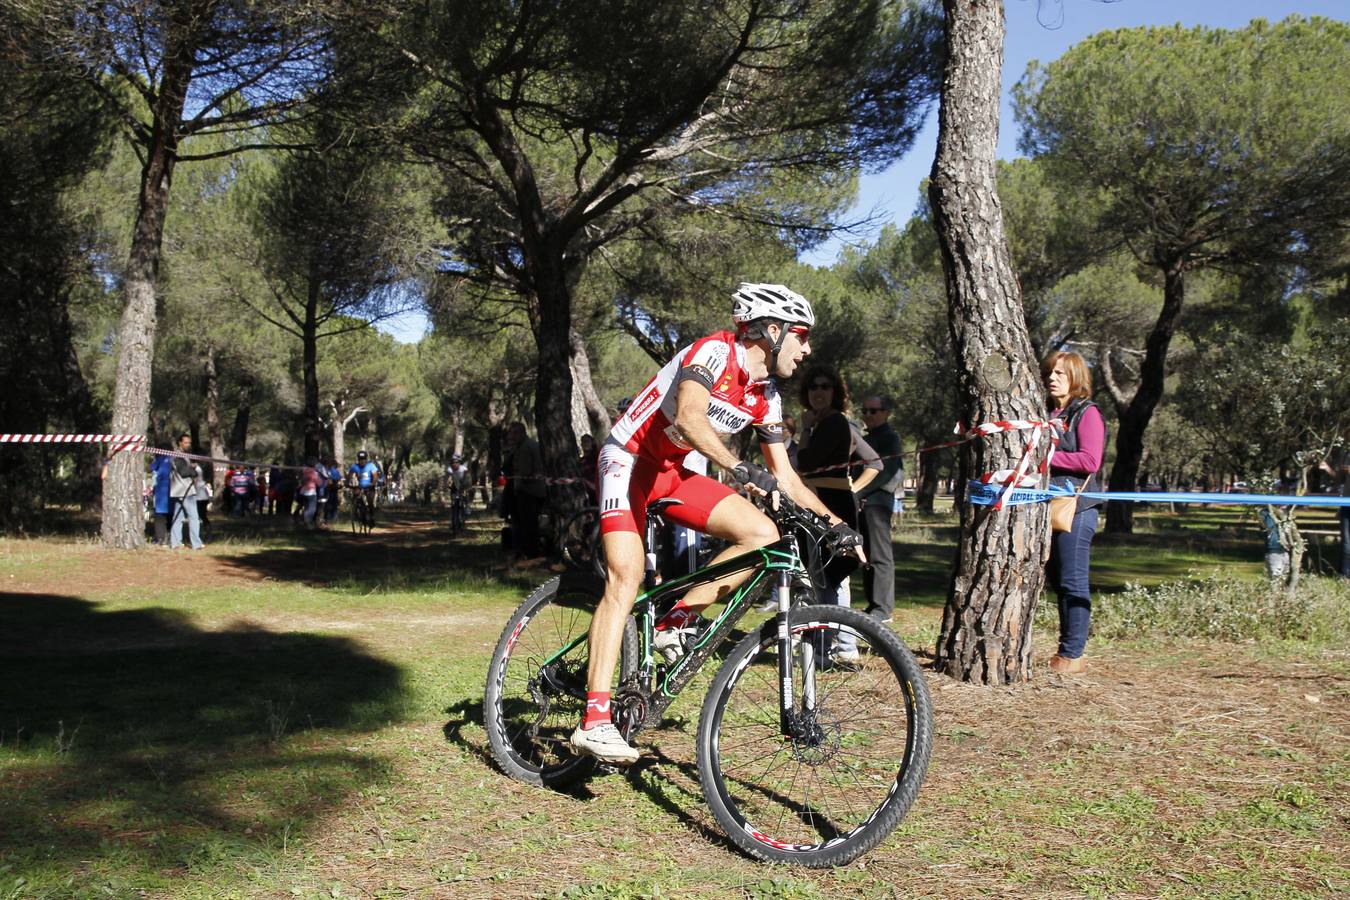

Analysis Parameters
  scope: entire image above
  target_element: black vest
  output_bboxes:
[1053,399,1106,511]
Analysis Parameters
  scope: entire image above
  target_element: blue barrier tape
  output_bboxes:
[967,482,1350,508]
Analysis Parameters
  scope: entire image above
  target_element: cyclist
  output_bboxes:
[347,450,381,511]
[571,283,865,764]
[447,453,471,525]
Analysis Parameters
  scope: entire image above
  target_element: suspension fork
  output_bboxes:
[776,560,817,737]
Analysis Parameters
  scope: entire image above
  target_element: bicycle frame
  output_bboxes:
[540,506,818,736]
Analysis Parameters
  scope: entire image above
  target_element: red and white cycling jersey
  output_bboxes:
[609,330,782,468]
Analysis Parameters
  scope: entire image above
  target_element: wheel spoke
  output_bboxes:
[701,610,931,862]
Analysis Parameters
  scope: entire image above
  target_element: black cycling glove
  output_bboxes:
[828,521,863,550]
[731,461,778,494]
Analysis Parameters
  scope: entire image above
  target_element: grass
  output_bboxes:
[1,505,1347,898]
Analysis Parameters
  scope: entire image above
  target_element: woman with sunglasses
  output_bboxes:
[796,365,878,664]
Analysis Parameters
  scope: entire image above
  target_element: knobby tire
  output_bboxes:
[484,573,637,789]
[696,605,933,867]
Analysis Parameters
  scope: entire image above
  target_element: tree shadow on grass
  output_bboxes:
[215,509,547,594]
[625,747,738,852]
[0,592,408,888]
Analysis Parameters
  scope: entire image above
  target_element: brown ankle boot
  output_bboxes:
[1049,654,1086,675]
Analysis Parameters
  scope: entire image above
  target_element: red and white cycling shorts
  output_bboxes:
[597,440,733,536]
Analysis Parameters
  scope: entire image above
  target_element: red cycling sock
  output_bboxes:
[582,692,612,729]
[655,602,700,632]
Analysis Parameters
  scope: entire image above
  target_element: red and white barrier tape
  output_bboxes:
[2,433,145,456]
[9,421,1067,509]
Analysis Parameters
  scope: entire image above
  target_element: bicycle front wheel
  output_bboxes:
[484,573,638,789]
[697,605,932,867]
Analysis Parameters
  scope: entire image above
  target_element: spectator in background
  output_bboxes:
[325,458,342,524]
[150,447,172,543]
[228,465,254,515]
[299,457,323,529]
[782,414,800,470]
[796,365,870,664]
[1043,350,1107,676]
[193,462,212,541]
[267,463,281,514]
[275,465,298,520]
[168,433,203,550]
[505,421,547,564]
[857,395,903,623]
[253,466,267,514]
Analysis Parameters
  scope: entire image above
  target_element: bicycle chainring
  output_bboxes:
[611,682,652,739]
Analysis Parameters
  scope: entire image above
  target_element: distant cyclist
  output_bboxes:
[570,283,864,765]
[447,453,471,495]
[347,450,382,501]
[447,453,472,529]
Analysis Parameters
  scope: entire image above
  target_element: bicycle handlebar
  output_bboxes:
[756,491,843,546]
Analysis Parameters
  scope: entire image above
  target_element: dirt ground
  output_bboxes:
[4,515,1348,898]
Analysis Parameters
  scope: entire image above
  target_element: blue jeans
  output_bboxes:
[301,492,318,528]
[1048,506,1098,658]
[169,495,202,549]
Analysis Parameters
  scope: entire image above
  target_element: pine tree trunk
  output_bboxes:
[917,450,941,513]
[929,0,1049,684]
[204,343,225,499]
[1106,265,1185,534]
[569,328,611,438]
[230,385,252,458]
[100,36,194,548]
[302,271,322,461]
[531,261,584,517]
[50,287,103,506]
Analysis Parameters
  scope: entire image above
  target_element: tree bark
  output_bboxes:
[329,396,365,467]
[1106,264,1185,533]
[916,449,941,513]
[100,28,195,548]
[302,265,323,461]
[230,384,252,459]
[49,286,103,506]
[530,257,585,515]
[569,328,611,439]
[204,343,225,499]
[929,0,1049,685]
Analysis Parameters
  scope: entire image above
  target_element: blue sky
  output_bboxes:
[380,0,1348,341]
[801,0,1350,265]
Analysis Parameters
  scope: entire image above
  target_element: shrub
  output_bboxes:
[1043,573,1349,644]
[400,461,447,504]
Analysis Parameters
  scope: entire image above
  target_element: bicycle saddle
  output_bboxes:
[646,498,685,517]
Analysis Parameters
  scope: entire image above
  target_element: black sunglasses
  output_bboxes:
[861,407,885,413]
[808,381,833,390]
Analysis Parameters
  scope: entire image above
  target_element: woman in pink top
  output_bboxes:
[299,458,324,529]
[1042,350,1107,675]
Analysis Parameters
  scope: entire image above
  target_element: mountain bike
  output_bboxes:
[449,487,471,535]
[556,505,604,577]
[349,486,375,535]
[483,493,933,867]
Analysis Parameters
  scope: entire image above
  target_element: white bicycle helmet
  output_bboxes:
[731,283,815,328]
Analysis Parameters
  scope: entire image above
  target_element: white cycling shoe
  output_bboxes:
[570,722,640,765]
[653,625,699,665]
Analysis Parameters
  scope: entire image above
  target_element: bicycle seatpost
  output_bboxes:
[643,508,661,593]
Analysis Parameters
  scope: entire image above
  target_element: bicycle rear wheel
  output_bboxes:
[558,507,603,578]
[484,573,638,788]
[696,605,932,867]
